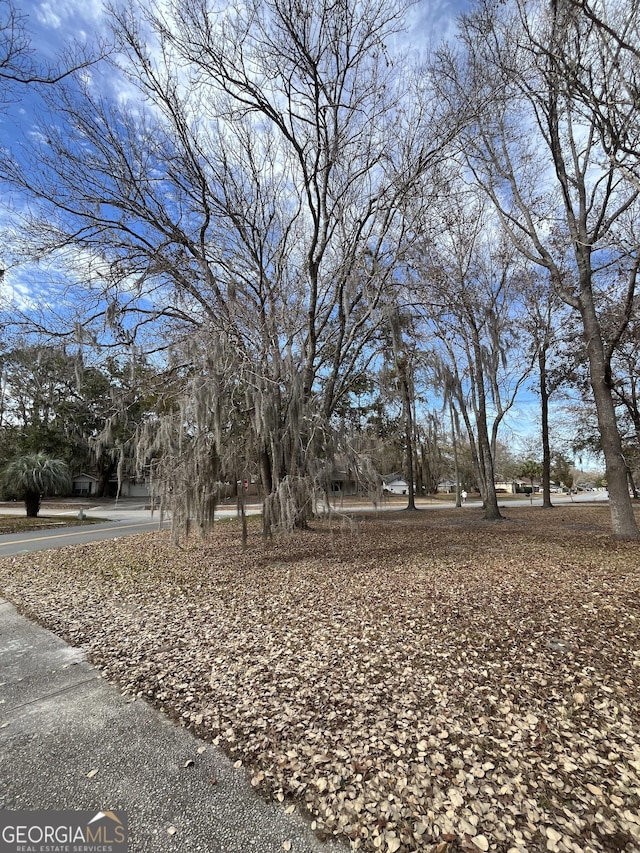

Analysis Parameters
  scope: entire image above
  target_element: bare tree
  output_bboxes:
[559,292,640,497]
[517,270,571,509]
[0,2,30,102]
[436,0,640,537]
[412,188,534,521]
[1,0,451,536]
[0,1,101,102]
[564,0,640,182]
[386,304,419,510]
[0,2,103,331]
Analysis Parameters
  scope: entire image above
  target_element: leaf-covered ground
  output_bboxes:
[1,505,639,853]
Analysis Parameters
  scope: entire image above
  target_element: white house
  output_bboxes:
[72,473,99,496]
[383,476,414,495]
[72,472,150,499]
[494,480,518,494]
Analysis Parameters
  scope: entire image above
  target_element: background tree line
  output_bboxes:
[0,338,592,500]
[0,0,638,536]
[0,344,160,498]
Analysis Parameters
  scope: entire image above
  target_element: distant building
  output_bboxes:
[494,480,518,494]
[383,475,414,495]
[329,469,359,495]
[72,472,150,499]
[71,473,99,496]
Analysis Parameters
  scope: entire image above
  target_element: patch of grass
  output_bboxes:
[0,515,104,535]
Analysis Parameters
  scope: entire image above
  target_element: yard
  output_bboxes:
[0,500,104,534]
[0,505,639,853]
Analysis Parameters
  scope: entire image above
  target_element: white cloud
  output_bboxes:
[35,0,107,30]
[35,3,63,30]
[2,277,44,312]
[406,0,471,47]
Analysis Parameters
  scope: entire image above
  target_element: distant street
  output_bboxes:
[0,519,169,558]
[0,491,610,558]
[335,490,610,512]
[0,501,263,558]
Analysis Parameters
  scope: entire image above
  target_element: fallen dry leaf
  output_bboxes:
[1,505,639,853]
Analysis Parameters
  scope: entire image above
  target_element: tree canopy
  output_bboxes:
[0,0,638,538]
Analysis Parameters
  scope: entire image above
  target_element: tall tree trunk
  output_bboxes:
[449,400,462,508]
[419,444,427,496]
[95,459,116,498]
[414,420,424,498]
[239,486,247,551]
[389,303,417,512]
[470,337,502,521]
[24,490,41,518]
[581,290,639,538]
[478,422,501,520]
[399,361,417,511]
[539,346,553,509]
[259,446,273,495]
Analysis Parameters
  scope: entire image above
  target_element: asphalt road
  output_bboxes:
[0,519,169,558]
[0,501,269,557]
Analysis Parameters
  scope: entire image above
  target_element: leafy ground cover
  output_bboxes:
[1,505,639,853]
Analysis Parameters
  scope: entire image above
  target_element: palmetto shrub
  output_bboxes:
[2,453,71,517]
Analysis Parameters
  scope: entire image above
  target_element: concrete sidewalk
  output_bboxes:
[0,599,344,853]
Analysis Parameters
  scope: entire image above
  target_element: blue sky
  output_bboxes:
[2,0,474,175]
[13,0,107,63]
[1,0,584,458]
[11,0,472,77]
[1,0,473,305]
